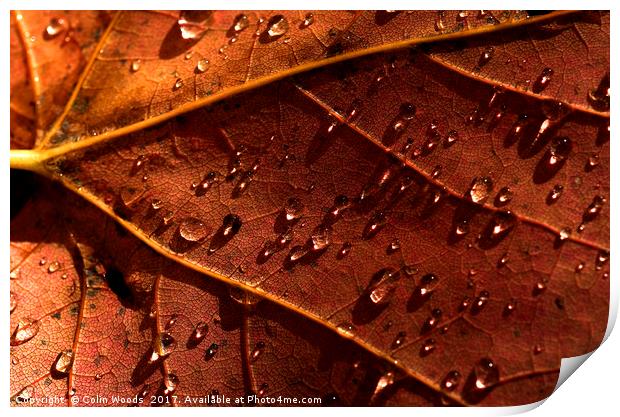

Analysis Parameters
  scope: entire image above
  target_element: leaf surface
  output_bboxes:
[10,10,610,407]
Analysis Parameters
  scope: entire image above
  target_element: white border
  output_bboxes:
[3,2,617,417]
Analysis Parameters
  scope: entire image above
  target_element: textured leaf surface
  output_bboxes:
[10,10,610,407]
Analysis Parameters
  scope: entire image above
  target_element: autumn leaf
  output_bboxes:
[10,10,609,407]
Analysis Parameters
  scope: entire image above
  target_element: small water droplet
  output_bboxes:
[559,227,571,241]
[39,258,47,266]
[478,47,495,67]
[311,225,332,251]
[587,154,600,170]
[534,67,554,93]
[287,245,308,263]
[94,373,103,381]
[232,14,249,32]
[53,350,74,375]
[498,253,509,267]
[366,268,400,305]
[164,373,179,394]
[575,261,586,273]
[338,242,352,259]
[222,214,242,237]
[547,136,572,165]
[504,299,516,316]
[196,58,209,73]
[284,197,304,221]
[584,195,606,220]
[468,177,493,204]
[373,371,395,398]
[472,290,490,313]
[387,239,401,253]
[266,15,289,38]
[421,338,436,355]
[362,212,387,239]
[455,219,470,236]
[412,274,439,302]
[205,343,219,359]
[302,13,314,27]
[11,318,40,346]
[251,341,265,361]
[178,217,209,242]
[547,184,564,204]
[587,73,610,111]
[595,250,609,270]
[445,130,459,146]
[10,291,17,313]
[130,59,141,72]
[442,370,461,391]
[45,17,67,38]
[534,280,547,295]
[47,261,61,273]
[190,321,208,345]
[173,78,184,90]
[496,187,513,205]
[392,331,406,349]
[473,358,499,390]
[329,195,350,220]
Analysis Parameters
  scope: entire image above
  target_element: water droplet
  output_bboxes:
[489,211,517,237]
[422,308,442,332]
[119,186,142,208]
[232,14,249,32]
[284,197,304,221]
[94,373,103,381]
[421,338,436,355]
[442,371,461,391]
[179,217,209,242]
[498,253,509,267]
[257,382,269,396]
[595,250,609,270]
[584,195,606,220]
[251,341,265,361]
[373,371,395,398]
[504,299,516,316]
[196,59,209,73]
[11,318,40,345]
[266,15,289,38]
[387,239,400,253]
[559,227,571,241]
[366,268,400,305]
[478,46,495,67]
[412,274,439,302]
[547,136,572,165]
[222,214,242,237]
[10,291,17,313]
[431,165,442,179]
[575,261,586,273]
[162,210,175,226]
[229,287,260,306]
[164,373,179,395]
[533,344,543,355]
[362,212,387,239]
[547,184,564,204]
[205,342,219,359]
[287,245,308,263]
[190,321,208,345]
[311,225,332,251]
[400,102,417,120]
[392,331,406,349]
[177,11,210,40]
[165,314,178,330]
[435,11,446,32]
[338,242,352,259]
[149,332,176,363]
[472,290,490,313]
[473,358,499,390]
[173,78,184,90]
[468,177,493,204]
[45,17,67,38]
[329,195,350,220]
[587,73,610,111]
[301,13,314,27]
[534,280,547,295]
[47,261,61,273]
[496,187,513,205]
[445,130,459,146]
[53,350,74,375]
[455,219,470,236]
[534,67,554,93]
[130,59,141,72]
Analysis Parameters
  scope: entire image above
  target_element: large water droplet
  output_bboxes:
[311,225,332,251]
[179,217,209,242]
[196,59,209,73]
[149,332,176,363]
[468,177,493,204]
[496,187,513,205]
[266,15,289,38]
[11,319,40,346]
[53,349,74,375]
[366,268,400,305]
[177,11,211,40]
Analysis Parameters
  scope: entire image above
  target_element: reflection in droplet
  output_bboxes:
[130,59,141,72]
[205,343,219,359]
[177,11,211,40]
[496,187,513,205]
[179,217,209,242]
[421,338,436,355]
[251,341,265,361]
[222,214,242,237]
[302,13,315,28]
[284,197,304,221]
[596,250,609,270]
[45,17,67,38]
[478,46,494,67]
[266,15,289,38]
[164,373,179,395]
[47,261,61,273]
[232,14,249,32]
[11,318,40,346]
[559,227,571,241]
[196,59,209,73]
[534,67,554,93]
[468,177,493,204]
[547,184,563,204]
[442,370,461,391]
[362,212,387,239]
[190,321,209,345]
[53,350,74,375]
